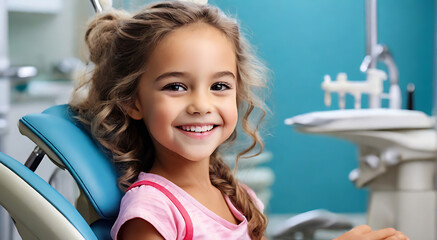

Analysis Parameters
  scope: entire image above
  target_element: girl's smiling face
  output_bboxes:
[128,23,238,163]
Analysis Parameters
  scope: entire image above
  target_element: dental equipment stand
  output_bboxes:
[286,111,436,239]
[286,0,437,239]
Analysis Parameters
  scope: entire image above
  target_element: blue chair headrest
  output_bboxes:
[19,105,123,219]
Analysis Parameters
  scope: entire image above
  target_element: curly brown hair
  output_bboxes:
[71,1,269,238]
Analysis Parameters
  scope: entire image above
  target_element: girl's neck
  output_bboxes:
[149,152,213,190]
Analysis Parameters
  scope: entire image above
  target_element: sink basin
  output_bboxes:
[285,109,435,133]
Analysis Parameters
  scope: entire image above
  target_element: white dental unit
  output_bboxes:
[285,0,436,239]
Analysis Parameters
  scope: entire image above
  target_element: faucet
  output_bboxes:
[359,0,401,109]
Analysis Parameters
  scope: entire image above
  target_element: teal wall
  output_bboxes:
[210,0,434,214]
[122,0,435,214]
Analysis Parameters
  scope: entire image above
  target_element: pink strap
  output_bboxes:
[127,180,193,240]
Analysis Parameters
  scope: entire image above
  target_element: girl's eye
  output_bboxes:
[211,82,231,91]
[162,83,187,91]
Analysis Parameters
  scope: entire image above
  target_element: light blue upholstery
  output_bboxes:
[0,152,98,240]
[19,105,123,219]
[90,219,114,240]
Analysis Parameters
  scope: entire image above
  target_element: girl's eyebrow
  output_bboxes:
[213,71,236,80]
[154,72,186,82]
[154,71,236,82]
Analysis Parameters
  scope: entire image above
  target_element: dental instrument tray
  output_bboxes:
[285,109,434,132]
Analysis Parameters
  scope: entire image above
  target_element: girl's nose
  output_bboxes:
[186,92,213,115]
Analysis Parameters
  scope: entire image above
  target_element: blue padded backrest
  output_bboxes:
[0,152,98,240]
[19,105,123,219]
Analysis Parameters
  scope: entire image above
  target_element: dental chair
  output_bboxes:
[0,105,353,240]
[0,104,122,239]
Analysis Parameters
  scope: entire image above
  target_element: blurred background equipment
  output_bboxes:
[285,0,436,239]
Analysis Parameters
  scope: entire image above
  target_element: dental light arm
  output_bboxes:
[89,0,112,13]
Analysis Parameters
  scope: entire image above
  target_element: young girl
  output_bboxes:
[72,1,409,239]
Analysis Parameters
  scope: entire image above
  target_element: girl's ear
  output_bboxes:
[127,99,144,120]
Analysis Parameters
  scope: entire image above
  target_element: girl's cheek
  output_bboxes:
[225,100,239,128]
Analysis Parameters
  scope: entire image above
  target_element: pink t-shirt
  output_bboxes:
[111,172,264,240]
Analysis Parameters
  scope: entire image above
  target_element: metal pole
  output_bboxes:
[434,0,437,239]
[365,0,378,69]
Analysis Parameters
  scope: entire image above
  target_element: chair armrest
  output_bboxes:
[271,209,354,240]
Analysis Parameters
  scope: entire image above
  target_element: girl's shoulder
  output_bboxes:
[120,172,187,215]
[110,172,186,240]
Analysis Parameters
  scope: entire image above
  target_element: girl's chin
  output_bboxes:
[178,149,216,162]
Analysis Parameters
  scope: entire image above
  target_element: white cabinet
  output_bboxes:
[7,0,62,14]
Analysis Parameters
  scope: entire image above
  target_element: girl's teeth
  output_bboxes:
[181,125,214,133]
